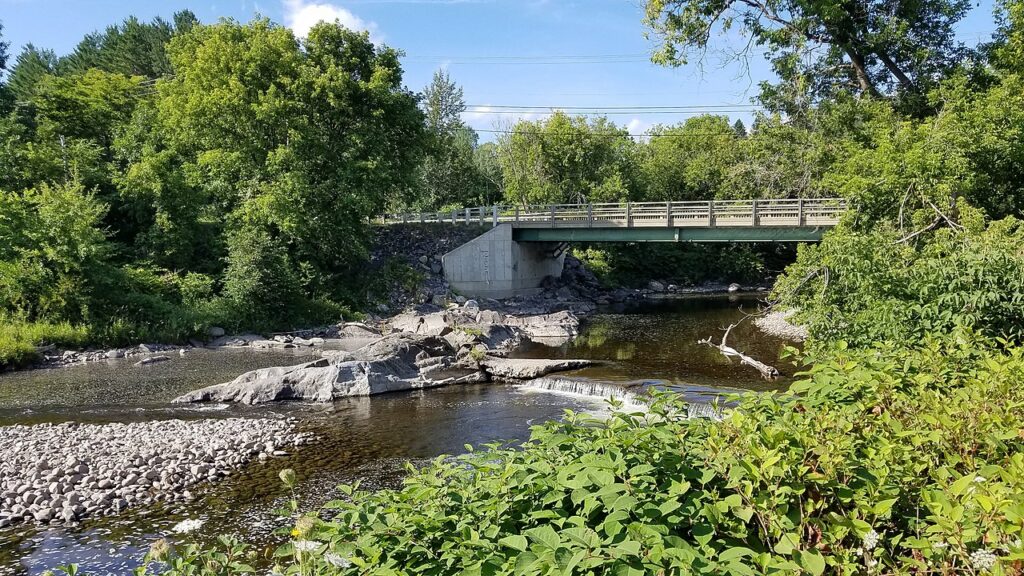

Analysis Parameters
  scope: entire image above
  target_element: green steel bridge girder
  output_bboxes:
[511,226,829,243]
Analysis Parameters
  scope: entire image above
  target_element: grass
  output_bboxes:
[0,317,92,369]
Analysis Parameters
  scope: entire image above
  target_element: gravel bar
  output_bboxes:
[0,418,314,528]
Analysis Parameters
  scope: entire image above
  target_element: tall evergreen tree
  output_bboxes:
[7,44,57,103]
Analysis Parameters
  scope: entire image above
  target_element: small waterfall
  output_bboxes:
[518,377,647,405]
[517,377,722,419]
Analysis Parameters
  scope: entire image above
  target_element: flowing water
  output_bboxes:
[0,294,792,575]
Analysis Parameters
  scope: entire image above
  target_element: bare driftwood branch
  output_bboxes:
[698,323,780,380]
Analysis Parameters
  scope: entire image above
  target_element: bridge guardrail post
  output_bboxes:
[550,205,556,228]
[752,199,759,226]
[798,198,804,226]
[626,202,632,227]
[514,206,519,223]
[451,210,457,225]
[708,201,715,227]
[666,201,673,227]
[492,206,498,227]
[587,204,593,227]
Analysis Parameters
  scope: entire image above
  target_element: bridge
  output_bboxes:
[381,198,846,298]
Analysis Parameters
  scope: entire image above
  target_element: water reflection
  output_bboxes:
[514,294,795,391]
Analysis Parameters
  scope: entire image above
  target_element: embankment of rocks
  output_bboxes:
[174,307,592,405]
[0,418,313,528]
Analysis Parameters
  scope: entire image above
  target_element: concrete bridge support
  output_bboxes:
[442,224,565,299]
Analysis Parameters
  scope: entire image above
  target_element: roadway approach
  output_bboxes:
[381,198,845,299]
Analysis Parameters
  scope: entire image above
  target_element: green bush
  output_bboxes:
[121,331,1024,576]
[774,213,1024,351]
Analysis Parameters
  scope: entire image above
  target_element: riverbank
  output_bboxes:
[0,294,794,573]
[0,418,313,529]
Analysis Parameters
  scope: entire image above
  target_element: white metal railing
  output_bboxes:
[380,198,846,229]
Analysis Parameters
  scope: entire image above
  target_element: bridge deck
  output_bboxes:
[382,199,845,242]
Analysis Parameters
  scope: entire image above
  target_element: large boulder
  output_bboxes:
[503,310,580,342]
[336,322,381,339]
[175,334,466,405]
[479,357,593,380]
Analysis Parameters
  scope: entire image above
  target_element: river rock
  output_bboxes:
[174,334,464,405]
[0,419,313,528]
[208,326,226,338]
[503,310,580,342]
[336,322,381,339]
[133,355,170,367]
[479,358,593,380]
[208,333,264,348]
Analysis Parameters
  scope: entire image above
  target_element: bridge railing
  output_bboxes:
[380,198,846,228]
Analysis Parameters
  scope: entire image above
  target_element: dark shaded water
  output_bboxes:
[0,295,790,575]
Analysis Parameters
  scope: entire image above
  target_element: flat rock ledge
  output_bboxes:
[175,307,593,405]
[753,310,809,342]
[0,418,313,528]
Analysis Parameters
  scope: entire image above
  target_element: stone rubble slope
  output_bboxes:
[0,418,313,528]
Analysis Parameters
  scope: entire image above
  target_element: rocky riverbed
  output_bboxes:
[174,306,594,404]
[0,418,313,528]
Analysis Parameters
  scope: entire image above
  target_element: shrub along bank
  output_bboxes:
[136,331,1024,575]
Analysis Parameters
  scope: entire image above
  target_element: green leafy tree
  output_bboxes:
[147,18,425,296]
[644,0,972,114]
[0,180,109,321]
[416,70,487,209]
[640,115,741,201]
[498,112,639,205]
[57,11,198,78]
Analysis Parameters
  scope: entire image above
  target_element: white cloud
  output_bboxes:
[626,117,650,139]
[282,0,380,41]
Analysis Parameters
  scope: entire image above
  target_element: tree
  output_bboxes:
[145,18,426,295]
[7,44,57,103]
[0,22,9,110]
[422,69,465,133]
[498,112,639,205]
[644,0,972,113]
[57,11,198,78]
[640,115,741,201]
[415,70,484,209]
[0,22,8,73]
[0,180,109,321]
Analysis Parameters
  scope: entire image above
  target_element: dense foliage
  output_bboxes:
[14,1,1024,574]
[774,214,1024,351]
[136,332,1024,575]
[0,16,425,366]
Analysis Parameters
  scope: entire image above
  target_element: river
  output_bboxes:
[0,295,792,575]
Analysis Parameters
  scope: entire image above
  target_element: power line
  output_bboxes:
[473,128,750,139]
[464,109,757,116]
[465,104,757,110]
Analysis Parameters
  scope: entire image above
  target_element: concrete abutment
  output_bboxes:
[442,224,565,299]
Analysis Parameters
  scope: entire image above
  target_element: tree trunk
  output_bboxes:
[843,46,880,97]
[874,49,916,93]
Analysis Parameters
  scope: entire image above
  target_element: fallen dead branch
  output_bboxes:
[698,323,780,380]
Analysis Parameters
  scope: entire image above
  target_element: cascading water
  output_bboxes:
[516,376,723,419]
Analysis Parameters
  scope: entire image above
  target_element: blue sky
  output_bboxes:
[0,0,1001,140]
